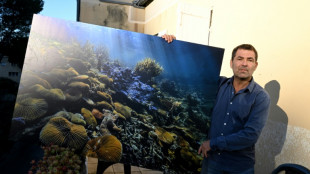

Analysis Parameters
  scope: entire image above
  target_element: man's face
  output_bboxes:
[230,49,258,81]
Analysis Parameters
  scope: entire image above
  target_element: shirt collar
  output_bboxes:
[227,76,255,93]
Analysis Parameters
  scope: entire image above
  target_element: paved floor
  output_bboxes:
[87,157,163,174]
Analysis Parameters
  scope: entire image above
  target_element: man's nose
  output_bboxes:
[242,60,248,66]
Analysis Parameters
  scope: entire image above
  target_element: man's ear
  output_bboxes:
[254,61,258,70]
[230,59,233,68]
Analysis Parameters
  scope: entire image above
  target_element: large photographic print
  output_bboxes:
[10,14,224,173]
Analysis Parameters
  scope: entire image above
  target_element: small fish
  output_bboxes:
[82,97,95,106]
[12,117,26,125]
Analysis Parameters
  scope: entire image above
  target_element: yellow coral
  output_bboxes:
[20,70,52,89]
[98,74,113,86]
[88,77,100,84]
[112,110,126,120]
[67,67,79,76]
[84,135,122,162]
[47,68,77,82]
[136,113,153,122]
[39,116,88,150]
[81,108,97,129]
[155,127,177,145]
[30,84,65,101]
[97,91,113,104]
[96,100,114,111]
[177,136,190,148]
[13,95,48,121]
[180,147,203,171]
[134,58,163,83]
[157,109,167,117]
[53,110,86,126]
[68,81,90,91]
[114,102,132,119]
[64,88,83,102]
[71,75,89,85]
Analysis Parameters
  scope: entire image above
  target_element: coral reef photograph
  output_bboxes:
[9,14,224,174]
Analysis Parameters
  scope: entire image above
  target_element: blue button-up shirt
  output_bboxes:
[208,76,270,172]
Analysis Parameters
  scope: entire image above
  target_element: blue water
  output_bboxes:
[32,14,224,98]
[55,15,221,94]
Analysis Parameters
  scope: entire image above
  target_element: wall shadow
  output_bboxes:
[255,80,288,174]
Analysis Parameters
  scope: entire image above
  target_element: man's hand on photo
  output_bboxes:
[161,34,176,43]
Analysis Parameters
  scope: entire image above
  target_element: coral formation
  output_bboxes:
[30,84,66,101]
[112,110,126,120]
[84,135,122,163]
[29,144,83,174]
[13,95,48,121]
[92,108,104,119]
[134,58,163,83]
[39,116,88,150]
[20,70,52,89]
[96,100,114,111]
[97,91,113,104]
[154,126,177,145]
[68,81,90,91]
[46,68,78,83]
[71,75,90,84]
[64,88,83,102]
[11,35,213,174]
[81,108,97,130]
[179,147,202,172]
[114,102,132,119]
[98,74,113,86]
[67,58,91,74]
[55,110,86,126]
[100,109,122,136]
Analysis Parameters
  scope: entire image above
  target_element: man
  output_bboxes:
[162,35,270,174]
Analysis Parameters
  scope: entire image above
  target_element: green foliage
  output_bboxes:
[0,0,44,41]
[0,0,44,67]
[29,144,83,174]
[134,58,163,83]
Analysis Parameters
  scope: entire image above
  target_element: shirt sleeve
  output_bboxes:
[210,90,270,151]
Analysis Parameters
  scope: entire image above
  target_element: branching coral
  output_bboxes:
[134,58,163,83]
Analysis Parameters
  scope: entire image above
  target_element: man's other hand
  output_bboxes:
[198,140,211,158]
[161,34,176,43]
